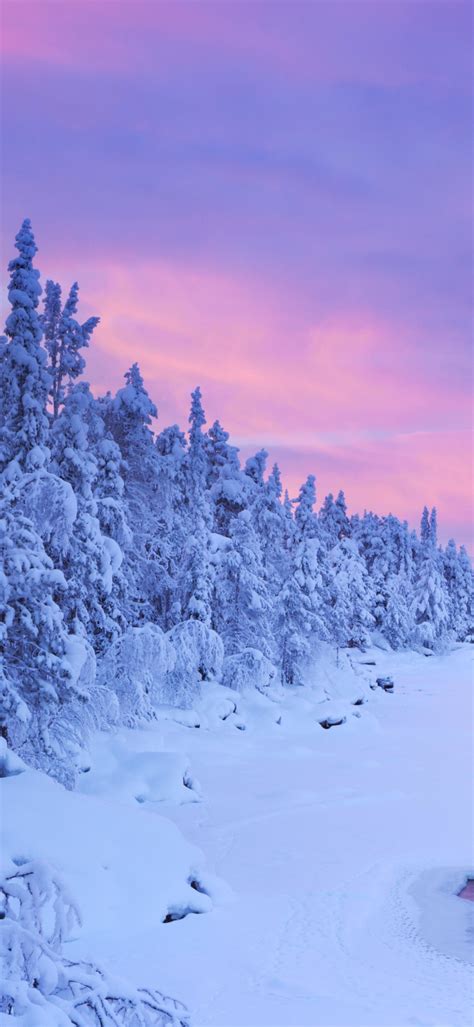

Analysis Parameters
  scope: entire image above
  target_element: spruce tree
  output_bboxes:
[42,280,99,419]
[277,476,327,684]
[214,509,274,657]
[0,220,50,475]
[411,508,450,649]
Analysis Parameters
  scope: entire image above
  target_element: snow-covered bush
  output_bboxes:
[222,648,278,694]
[98,623,176,724]
[165,620,224,708]
[0,859,190,1026]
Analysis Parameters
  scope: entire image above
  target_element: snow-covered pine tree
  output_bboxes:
[181,388,213,624]
[328,536,375,649]
[0,220,50,477]
[214,507,274,658]
[411,507,450,650]
[420,505,430,544]
[244,448,268,490]
[205,419,246,535]
[42,279,99,419]
[277,475,327,685]
[443,540,474,640]
[50,382,124,649]
[105,364,163,624]
[252,463,290,599]
[153,424,189,628]
[319,489,351,548]
[204,419,240,488]
[0,495,87,782]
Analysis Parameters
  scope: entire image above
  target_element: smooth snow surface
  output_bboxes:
[4,646,473,1026]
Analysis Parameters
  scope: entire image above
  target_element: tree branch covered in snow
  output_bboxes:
[0,859,189,1026]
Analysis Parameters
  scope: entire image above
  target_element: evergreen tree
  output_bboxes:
[411,510,450,649]
[153,424,189,627]
[187,385,208,500]
[0,220,50,475]
[277,476,327,684]
[214,509,274,657]
[0,494,84,778]
[108,363,157,476]
[420,505,430,544]
[50,383,124,649]
[204,419,239,488]
[443,540,474,640]
[205,419,246,535]
[253,463,289,598]
[328,537,374,649]
[42,280,99,419]
[181,388,213,624]
[244,448,268,488]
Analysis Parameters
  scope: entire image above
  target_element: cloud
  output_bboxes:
[30,255,469,547]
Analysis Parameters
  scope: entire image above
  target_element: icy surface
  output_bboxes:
[2,646,473,1026]
[80,645,472,1027]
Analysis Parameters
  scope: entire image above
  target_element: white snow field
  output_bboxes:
[2,644,473,1026]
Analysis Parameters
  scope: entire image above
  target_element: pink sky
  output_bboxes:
[1,1,472,546]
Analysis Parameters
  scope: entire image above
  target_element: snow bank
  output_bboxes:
[0,752,214,949]
[78,738,202,806]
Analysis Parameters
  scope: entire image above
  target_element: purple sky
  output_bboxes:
[1,1,472,546]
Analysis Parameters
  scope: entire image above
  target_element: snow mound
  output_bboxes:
[78,739,202,806]
[98,623,176,724]
[0,738,27,778]
[222,648,278,694]
[0,754,214,947]
[307,645,375,705]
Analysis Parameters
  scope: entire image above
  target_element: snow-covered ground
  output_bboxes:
[3,645,473,1026]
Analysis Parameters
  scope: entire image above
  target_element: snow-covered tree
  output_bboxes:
[319,489,351,547]
[42,279,99,418]
[205,420,246,535]
[104,365,163,625]
[0,856,189,1026]
[328,537,374,649]
[443,540,474,640]
[178,388,214,625]
[244,448,268,489]
[108,363,157,475]
[0,220,50,476]
[187,385,208,500]
[252,463,289,597]
[420,505,430,545]
[0,496,88,779]
[204,419,240,488]
[214,508,274,657]
[50,383,124,649]
[151,425,189,628]
[277,476,327,684]
[411,508,450,650]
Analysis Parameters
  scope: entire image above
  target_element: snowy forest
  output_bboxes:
[1,219,473,788]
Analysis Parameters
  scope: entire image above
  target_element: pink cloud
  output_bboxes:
[45,256,470,546]
[2,1,468,88]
